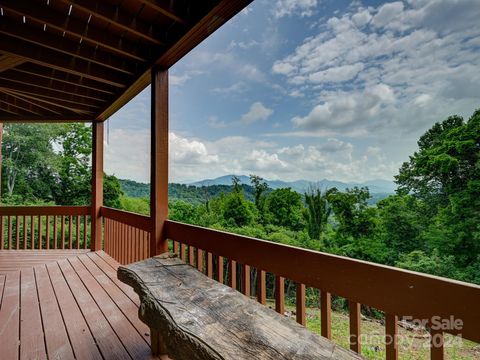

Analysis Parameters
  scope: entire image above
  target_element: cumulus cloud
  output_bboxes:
[240,102,274,124]
[273,0,318,18]
[272,0,480,136]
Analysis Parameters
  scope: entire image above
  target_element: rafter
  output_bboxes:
[0,71,110,102]
[0,90,62,115]
[13,64,117,95]
[0,102,21,116]
[133,0,187,25]
[0,54,27,72]
[0,18,136,75]
[0,34,129,88]
[0,78,106,107]
[0,113,92,123]
[0,93,42,116]
[1,0,149,62]
[61,0,164,45]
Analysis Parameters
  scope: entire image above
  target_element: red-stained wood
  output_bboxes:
[386,313,398,360]
[206,252,213,278]
[7,215,12,249]
[34,265,75,360]
[180,243,186,261]
[0,271,20,359]
[349,301,361,354]
[46,215,50,250]
[46,261,103,360]
[53,216,58,249]
[173,241,179,255]
[296,283,306,326]
[321,291,332,339]
[31,215,35,249]
[188,246,195,266]
[275,275,285,315]
[57,259,132,359]
[430,328,444,360]
[76,216,80,249]
[61,216,65,249]
[0,216,4,249]
[38,215,42,250]
[68,216,73,250]
[91,122,103,251]
[228,259,237,290]
[197,249,204,272]
[242,264,250,296]
[150,67,169,256]
[257,269,266,305]
[0,206,89,216]
[15,216,19,249]
[101,207,151,232]
[20,268,47,359]
[83,215,88,249]
[217,256,224,284]
[23,216,27,250]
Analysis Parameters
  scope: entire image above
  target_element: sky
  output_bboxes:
[104,0,480,184]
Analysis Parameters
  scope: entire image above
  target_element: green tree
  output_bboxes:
[104,174,123,208]
[304,187,331,240]
[264,188,304,230]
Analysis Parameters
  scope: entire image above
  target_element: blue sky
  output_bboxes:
[104,0,480,184]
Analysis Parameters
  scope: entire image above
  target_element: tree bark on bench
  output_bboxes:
[118,253,364,360]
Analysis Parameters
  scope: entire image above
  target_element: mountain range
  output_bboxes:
[189,175,396,195]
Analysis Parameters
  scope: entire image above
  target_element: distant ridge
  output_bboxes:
[188,174,396,195]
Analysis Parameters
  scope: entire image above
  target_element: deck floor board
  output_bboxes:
[0,250,154,359]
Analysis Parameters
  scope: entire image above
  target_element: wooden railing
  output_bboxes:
[164,220,480,360]
[0,206,91,250]
[101,206,150,265]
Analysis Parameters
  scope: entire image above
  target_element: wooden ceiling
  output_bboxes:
[0,0,251,122]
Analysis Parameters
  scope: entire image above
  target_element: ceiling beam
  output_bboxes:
[0,93,42,115]
[13,64,117,95]
[0,34,129,88]
[62,0,164,45]
[0,72,109,102]
[0,54,27,72]
[135,0,187,25]
[0,113,93,123]
[0,102,21,115]
[0,18,136,75]
[1,0,149,62]
[0,90,62,115]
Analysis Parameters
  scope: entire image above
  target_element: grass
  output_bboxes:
[265,301,479,359]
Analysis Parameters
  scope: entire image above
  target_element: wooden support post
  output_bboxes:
[91,121,103,251]
[257,269,266,305]
[386,313,398,360]
[275,275,285,315]
[349,301,361,354]
[321,290,332,339]
[150,67,169,256]
[296,283,306,326]
[430,328,444,360]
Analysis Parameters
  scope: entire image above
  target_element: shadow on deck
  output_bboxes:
[0,250,157,359]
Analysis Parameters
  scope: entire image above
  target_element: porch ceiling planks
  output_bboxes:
[0,0,252,122]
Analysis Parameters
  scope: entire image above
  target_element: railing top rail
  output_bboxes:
[101,206,151,232]
[0,205,90,216]
[165,219,480,343]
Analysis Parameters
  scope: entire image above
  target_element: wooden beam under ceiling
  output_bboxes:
[136,0,187,25]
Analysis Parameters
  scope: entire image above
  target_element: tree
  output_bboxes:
[304,187,331,240]
[249,174,268,210]
[264,188,304,230]
[327,187,377,239]
[104,174,123,208]
[222,176,255,227]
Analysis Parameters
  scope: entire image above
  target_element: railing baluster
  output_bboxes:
[321,290,332,339]
[188,246,195,266]
[8,216,12,249]
[15,216,20,249]
[173,241,179,255]
[0,216,4,250]
[430,328,444,360]
[296,283,306,325]
[349,301,361,354]
[38,215,42,249]
[83,215,88,249]
[30,215,35,249]
[68,215,73,249]
[53,215,58,249]
[76,216,80,249]
[15,216,19,249]
[61,215,65,249]
[386,313,398,360]
[275,275,285,315]
[242,264,250,296]
[217,256,224,284]
[257,269,266,305]
[228,260,237,289]
[197,249,204,272]
[23,216,27,250]
[46,215,50,250]
[206,252,213,278]
[180,243,186,261]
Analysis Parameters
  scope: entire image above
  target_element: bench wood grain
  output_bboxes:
[118,253,364,360]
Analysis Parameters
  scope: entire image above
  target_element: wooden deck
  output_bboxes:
[0,250,156,360]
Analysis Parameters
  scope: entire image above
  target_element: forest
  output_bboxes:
[1,109,479,288]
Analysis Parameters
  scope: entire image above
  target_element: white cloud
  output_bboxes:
[207,116,227,128]
[169,70,203,86]
[309,63,364,83]
[273,0,318,18]
[240,102,273,124]
[371,2,404,28]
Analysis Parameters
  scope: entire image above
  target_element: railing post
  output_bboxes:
[150,66,169,256]
[91,121,103,251]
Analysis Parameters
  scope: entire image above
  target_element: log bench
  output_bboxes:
[117,253,364,360]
